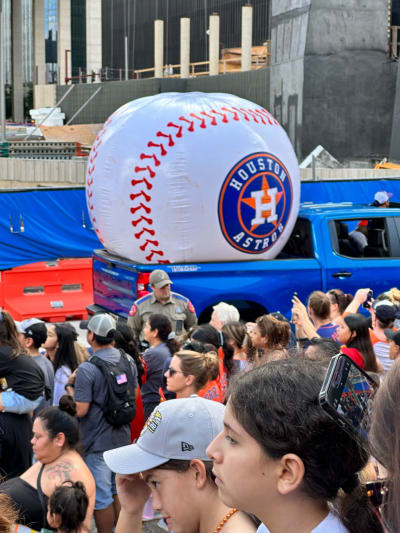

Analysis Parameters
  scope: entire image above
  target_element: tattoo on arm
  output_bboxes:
[45,461,77,483]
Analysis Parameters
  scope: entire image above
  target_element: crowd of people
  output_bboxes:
[0,267,399,533]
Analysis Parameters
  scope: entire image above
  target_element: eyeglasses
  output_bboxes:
[167,367,183,376]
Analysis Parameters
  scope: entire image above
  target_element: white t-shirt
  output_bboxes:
[256,511,349,533]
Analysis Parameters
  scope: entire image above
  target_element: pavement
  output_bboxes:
[142,519,166,532]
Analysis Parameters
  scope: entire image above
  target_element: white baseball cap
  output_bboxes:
[374,191,392,204]
[103,396,225,474]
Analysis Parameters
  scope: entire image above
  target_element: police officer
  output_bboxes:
[128,269,197,342]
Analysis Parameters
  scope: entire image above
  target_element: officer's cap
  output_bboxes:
[149,269,172,289]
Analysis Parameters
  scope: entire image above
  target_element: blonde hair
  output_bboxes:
[0,493,18,533]
[386,287,400,307]
[175,350,219,391]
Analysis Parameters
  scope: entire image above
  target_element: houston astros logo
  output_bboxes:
[218,153,293,254]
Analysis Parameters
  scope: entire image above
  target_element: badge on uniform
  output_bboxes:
[129,303,137,316]
[188,301,195,313]
[176,307,182,313]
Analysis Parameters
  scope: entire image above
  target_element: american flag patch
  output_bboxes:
[116,373,127,384]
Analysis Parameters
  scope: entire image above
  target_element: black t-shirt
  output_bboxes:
[0,346,45,400]
[0,412,32,480]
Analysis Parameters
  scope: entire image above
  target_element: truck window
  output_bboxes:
[332,218,392,258]
[277,217,313,258]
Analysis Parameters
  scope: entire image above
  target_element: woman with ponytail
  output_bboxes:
[207,359,384,533]
[189,324,234,402]
[164,349,219,398]
[141,313,179,418]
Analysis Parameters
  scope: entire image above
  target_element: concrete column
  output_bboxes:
[241,4,253,71]
[57,0,71,85]
[154,19,164,78]
[180,17,190,79]
[209,13,219,76]
[86,0,102,84]
[33,0,46,85]
[12,0,24,122]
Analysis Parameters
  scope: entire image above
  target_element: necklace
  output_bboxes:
[212,508,238,533]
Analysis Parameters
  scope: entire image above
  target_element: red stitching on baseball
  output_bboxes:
[189,113,206,128]
[134,228,155,239]
[131,216,153,227]
[200,111,217,126]
[134,165,156,178]
[257,108,278,125]
[146,250,164,261]
[179,116,195,132]
[241,108,259,123]
[130,203,151,215]
[140,153,161,167]
[221,107,239,120]
[148,141,167,156]
[252,109,266,124]
[130,190,151,202]
[140,239,159,251]
[212,110,228,123]
[157,131,175,146]
[232,107,250,121]
[131,178,152,190]
[167,122,183,137]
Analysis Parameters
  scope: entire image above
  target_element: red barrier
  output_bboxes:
[0,258,93,322]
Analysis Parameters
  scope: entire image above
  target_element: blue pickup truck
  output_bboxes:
[88,203,400,322]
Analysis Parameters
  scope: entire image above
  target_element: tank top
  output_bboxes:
[0,464,51,531]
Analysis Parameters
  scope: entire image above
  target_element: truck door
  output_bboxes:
[324,216,400,295]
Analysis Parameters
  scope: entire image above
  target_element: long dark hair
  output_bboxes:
[343,314,378,372]
[229,360,384,533]
[370,359,400,532]
[190,324,234,376]
[52,324,78,374]
[0,310,25,357]
[148,314,179,355]
[114,321,144,383]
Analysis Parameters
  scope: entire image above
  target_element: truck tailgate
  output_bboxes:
[92,252,139,317]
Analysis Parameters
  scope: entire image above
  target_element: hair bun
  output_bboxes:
[59,394,77,416]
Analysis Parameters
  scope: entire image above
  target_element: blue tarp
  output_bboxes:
[0,188,100,270]
[0,179,399,270]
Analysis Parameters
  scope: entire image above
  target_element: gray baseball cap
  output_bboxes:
[103,396,225,474]
[81,313,116,338]
[149,269,172,289]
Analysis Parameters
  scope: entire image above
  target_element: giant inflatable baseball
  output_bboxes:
[86,92,300,264]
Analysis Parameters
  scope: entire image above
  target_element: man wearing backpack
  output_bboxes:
[65,314,138,533]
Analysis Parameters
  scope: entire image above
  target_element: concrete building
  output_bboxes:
[5,0,101,119]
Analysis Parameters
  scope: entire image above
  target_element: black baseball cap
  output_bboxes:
[384,329,400,347]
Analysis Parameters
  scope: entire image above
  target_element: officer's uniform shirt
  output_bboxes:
[127,291,197,341]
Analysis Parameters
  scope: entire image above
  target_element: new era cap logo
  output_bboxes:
[181,441,194,452]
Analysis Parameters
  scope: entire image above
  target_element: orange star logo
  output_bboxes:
[241,175,283,232]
